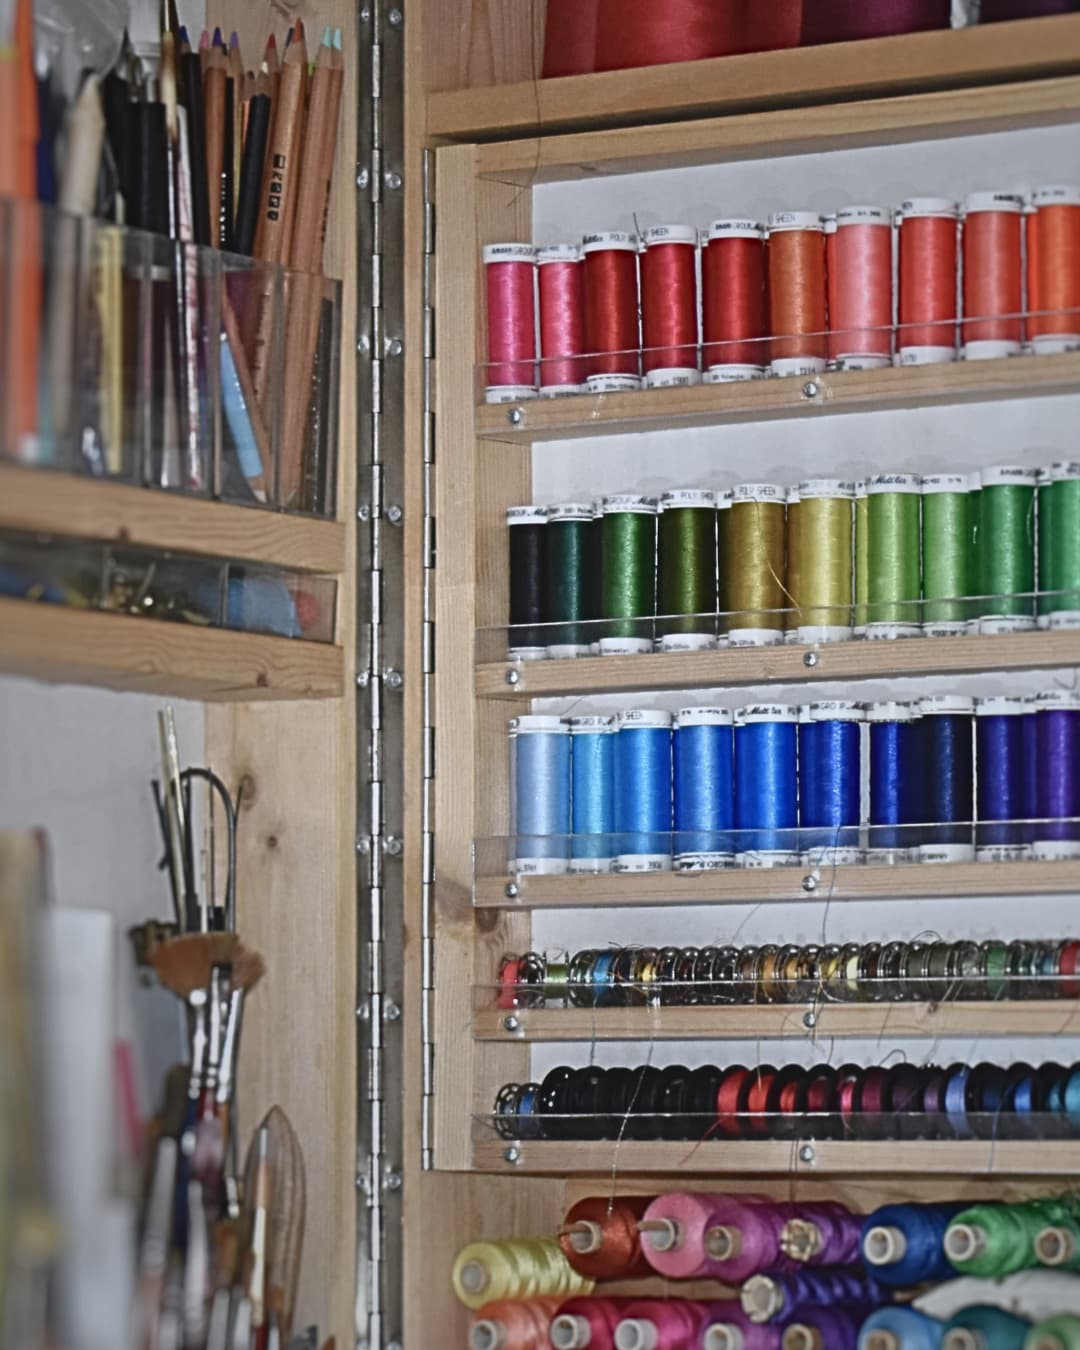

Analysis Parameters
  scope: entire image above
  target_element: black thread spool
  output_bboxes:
[507,505,548,655]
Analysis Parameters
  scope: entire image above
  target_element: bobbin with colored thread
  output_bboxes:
[1032,690,1080,859]
[976,465,1037,633]
[726,482,787,645]
[962,191,1024,359]
[658,489,718,651]
[703,219,768,379]
[798,701,864,863]
[1027,185,1080,353]
[568,716,617,873]
[1038,461,1080,628]
[614,709,673,872]
[790,479,855,642]
[866,473,922,638]
[975,696,1030,858]
[546,502,598,657]
[921,472,977,636]
[510,715,571,875]
[674,707,735,869]
[866,700,920,861]
[537,243,587,395]
[641,224,701,388]
[768,211,827,376]
[583,231,641,392]
[735,703,799,864]
[507,505,548,659]
[897,196,959,365]
[483,243,538,403]
[599,494,657,655]
[918,694,975,863]
[827,204,894,369]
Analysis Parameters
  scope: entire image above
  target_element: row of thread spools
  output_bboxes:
[453,1192,1080,1349]
[508,693,1080,874]
[482,189,1080,402]
[506,466,1080,659]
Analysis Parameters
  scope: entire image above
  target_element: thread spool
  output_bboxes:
[741,1271,880,1325]
[780,1202,862,1266]
[559,1196,654,1280]
[674,707,735,869]
[614,709,673,872]
[511,715,570,874]
[827,205,894,369]
[918,694,975,863]
[600,494,657,654]
[614,1299,707,1350]
[700,1196,790,1284]
[1025,1316,1080,1350]
[726,483,787,644]
[735,703,799,864]
[704,1304,782,1350]
[483,243,538,402]
[798,701,863,862]
[641,225,700,387]
[975,696,1029,858]
[867,701,920,861]
[541,0,599,77]
[538,244,587,395]
[507,506,548,658]
[1038,461,1080,627]
[858,1307,944,1350]
[583,232,641,391]
[944,1203,1043,1278]
[865,473,922,637]
[784,486,803,641]
[469,1297,561,1350]
[546,502,598,657]
[1035,1218,1080,1269]
[717,489,734,639]
[789,479,855,642]
[768,212,827,375]
[658,489,718,650]
[802,0,950,42]
[898,197,959,365]
[452,1238,593,1310]
[976,465,1037,633]
[1027,186,1080,352]
[594,0,746,71]
[962,192,1024,359]
[854,481,870,634]
[568,716,617,873]
[1032,690,1080,858]
[944,1306,1031,1350]
[703,219,768,379]
[781,1307,864,1350]
[638,1192,735,1280]
[980,0,1080,17]
[921,473,976,635]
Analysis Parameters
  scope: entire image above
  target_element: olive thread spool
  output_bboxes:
[917,694,975,863]
[977,465,1037,633]
[657,489,718,650]
[898,196,959,366]
[1038,461,1080,628]
[600,494,658,655]
[510,715,571,875]
[785,486,802,640]
[962,190,1024,359]
[854,480,870,634]
[1027,185,1080,354]
[789,480,855,642]
[717,490,734,641]
[726,483,787,645]
[921,472,977,635]
[545,502,597,657]
[866,473,922,637]
[507,505,548,657]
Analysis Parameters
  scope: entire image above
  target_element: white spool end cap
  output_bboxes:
[645,367,701,388]
[962,339,1021,361]
[458,1260,489,1295]
[1036,1225,1077,1266]
[898,346,957,366]
[551,1314,594,1349]
[782,1325,823,1350]
[943,1331,982,1350]
[615,1318,659,1350]
[639,1217,681,1252]
[863,1224,907,1267]
[704,1326,746,1350]
[705,364,765,382]
[566,1220,603,1254]
[770,356,827,377]
[470,1320,505,1350]
[741,1276,782,1322]
[704,1224,742,1260]
[944,1222,986,1262]
[485,385,538,404]
[864,1333,902,1350]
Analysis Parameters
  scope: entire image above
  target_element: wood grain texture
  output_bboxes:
[422,0,545,94]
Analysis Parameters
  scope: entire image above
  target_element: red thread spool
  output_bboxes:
[538,243,588,394]
[483,242,538,402]
[767,212,827,375]
[743,1066,778,1139]
[962,191,1024,359]
[898,196,959,365]
[594,0,745,71]
[560,1195,654,1280]
[551,1296,630,1350]
[703,219,768,379]
[826,205,894,369]
[715,1066,752,1139]
[583,231,641,391]
[641,224,701,388]
[1027,185,1080,352]
[614,1299,709,1350]
[542,0,600,77]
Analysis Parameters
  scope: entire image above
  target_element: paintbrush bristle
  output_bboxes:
[232,945,266,993]
[150,933,240,998]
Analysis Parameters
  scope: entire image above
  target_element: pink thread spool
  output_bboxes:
[825,205,894,370]
[483,242,537,403]
[537,244,588,395]
[551,1296,629,1350]
[614,1299,708,1350]
[639,1193,720,1280]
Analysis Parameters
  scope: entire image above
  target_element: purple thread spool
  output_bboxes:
[741,1270,884,1324]
[702,1197,797,1282]
[1033,691,1080,858]
[778,1304,866,1350]
[702,1304,782,1350]
[980,0,1079,18]
[780,1202,862,1267]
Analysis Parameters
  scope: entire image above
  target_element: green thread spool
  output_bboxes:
[600,494,657,653]
[1039,461,1080,627]
[1035,1209,1080,1270]
[717,489,733,640]
[945,1200,1061,1278]
[790,478,855,642]
[657,488,718,649]
[1024,1316,1080,1350]
[544,502,596,656]
[588,502,604,649]
[866,473,922,635]
[854,480,869,633]
[922,472,977,634]
[726,482,787,644]
[976,465,1037,632]
[944,1306,1031,1350]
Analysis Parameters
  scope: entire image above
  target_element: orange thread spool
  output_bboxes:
[560,1195,656,1280]
[898,196,958,365]
[703,219,768,378]
[1027,185,1080,352]
[469,1297,561,1350]
[962,191,1024,359]
[767,211,827,375]
[827,205,893,369]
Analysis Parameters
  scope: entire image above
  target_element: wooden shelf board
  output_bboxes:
[429,14,1080,142]
[474,1000,1080,1043]
[476,630,1080,699]
[0,597,343,701]
[476,351,1080,444]
[472,1138,1080,1176]
[475,860,1080,909]
[0,464,346,576]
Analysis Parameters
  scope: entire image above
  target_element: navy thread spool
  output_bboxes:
[975,696,1031,859]
[866,701,921,861]
[858,1307,944,1350]
[507,505,548,658]
[735,703,799,865]
[614,709,673,872]
[861,1202,966,1287]
[568,715,617,874]
[509,714,571,874]
[545,502,598,658]
[798,700,864,863]
[918,694,975,863]
[1023,695,1040,848]
[1033,690,1080,859]
[674,706,735,870]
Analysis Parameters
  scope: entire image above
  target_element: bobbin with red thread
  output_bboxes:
[538,243,588,395]
[1027,185,1080,352]
[640,224,701,387]
[961,190,1025,359]
[703,218,768,381]
[583,230,642,392]
[897,196,959,365]
[767,211,827,376]
[827,205,894,370]
[482,242,538,403]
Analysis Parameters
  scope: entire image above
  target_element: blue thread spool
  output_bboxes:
[798,700,864,862]
[975,695,1030,858]
[1022,695,1040,847]
[866,701,920,861]
[735,703,799,864]
[918,694,975,862]
[614,709,673,871]
[859,1306,944,1350]
[568,715,617,873]
[861,1202,966,1287]
[1033,690,1080,859]
[674,706,734,868]
[510,714,571,874]
[943,1306,1030,1350]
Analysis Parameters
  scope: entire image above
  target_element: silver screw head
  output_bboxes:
[802,874,817,893]
[503,1145,521,1164]
[388,7,403,25]
[508,407,524,425]
[384,1171,402,1191]
[505,881,519,899]
[503,1014,521,1033]
[802,1010,817,1029]
[357,503,371,521]
[386,503,403,524]
[803,380,820,398]
[384,171,403,191]
[804,650,818,667]
[799,1144,816,1164]
[385,1001,402,1022]
[506,670,521,686]
[356,167,370,190]
[386,337,404,357]
[384,668,403,689]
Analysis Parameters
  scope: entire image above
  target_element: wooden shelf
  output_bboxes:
[0,597,343,700]
[0,464,346,576]
[474,1000,1080,1043]
[429,14,1080,142]
[477,351,1080,444]
[476,860,1080,909]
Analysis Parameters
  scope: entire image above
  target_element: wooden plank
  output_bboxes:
[429,14,1080,141]
[420,0,544,94]
[475,73,1080,182]
[476,350,1080,443]
[476,860,1080,909]
[477,630,1080,699]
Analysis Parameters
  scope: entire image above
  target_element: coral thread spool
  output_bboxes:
[483,243,537,402]
[703,219,768,380]
[962,191,1024,359]
[1027,185,1080,352]
[537,244,588,395]
[641,224,700,388]
[898,197,959,365]
[767,211,827,376]
[827,205,894,369]
[583,231,641,392]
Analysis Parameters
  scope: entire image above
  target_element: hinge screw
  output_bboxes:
[357,504,371,521]
[384,171,403,191]
[799,1144,816,1164]
[385,1001,402,1022]
[384,1171,402,1191]
[356,167,370,190]
[388,7,403,25]
[803,1010,817,1029]
[386,337,404,357]
[384,668,403,690]
[802,874,817,893]
[503,1146,521,1165]
[803,381,820,399]
[804,651,818,667]
[506,670,520,686]
[384,836,404,857]
[356,670,371,688]
[505,882,519,899]
[356,1004,370,1020]
[356,837,371,855]
[386,503,403,525]
[503,1014,521,1033]
[508,407,523,426]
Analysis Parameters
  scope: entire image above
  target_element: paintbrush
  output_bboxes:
[133,1136,177,1350]
[245,1126,271,1338]
[218,947,266,1218]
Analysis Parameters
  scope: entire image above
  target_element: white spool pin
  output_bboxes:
[897,197,959,366]
[961,191,1024,361]
[1029,186,1080,352]
[583,231,642,393]
[643,225,701,389]
[767,210,826,376]
[598,495,657,655]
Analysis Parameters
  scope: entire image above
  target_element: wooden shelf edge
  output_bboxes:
[475,860,1080,909]
[476,630,1080,699]
[0,597,343,701]
[429,14,1080,142]
[474,1000,1080,1042]
[0,464,346,576]
[476,351,1080,444]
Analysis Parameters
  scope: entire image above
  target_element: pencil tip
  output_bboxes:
[333,26,343,51]
[265,32,276,50]
[294,17,306,41]
[199,28,209,49]
[285,26,293,48]
[212,25,223,46]
[229,30,239,49]
[321,24,332,46]
[179,24,189,43]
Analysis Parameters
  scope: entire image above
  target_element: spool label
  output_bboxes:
[978,616,1037,634]
[583,230,635,250]
[598,637,653,656]
[676,706,734,726]
[660,488,718,509]
[1035,690,1080,712]
[733,482,785,502]
[865,701,917,722]
[602,493,659,513]
[976,845,1032,862]
[618,708,673,728]
[507,505,547,525]
[768,210,823,231]
[1047,461,1080,482]
[644,224,697,246]
[974,697,1027,717]
[567,715,617,732]
[921,473,969,493]
[919,694,975,715]
[704,365,765,382]
[676,853,735,870]
[546,502,595,521]
[836,205,889,225]
[738,703,798,723]
[740,851,799,868]
[1031,184,1080,207]
[658,633,717,652]
[709,218,765,238]
[809,700,864,720]
[981,465,1038,487]
[798,478,857,498]
[613,854,672,873]
[536,243,583,263]
[586,374,642,393]
[918,844,976,864]
[482,242,535,263]
[868,473,921,493]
